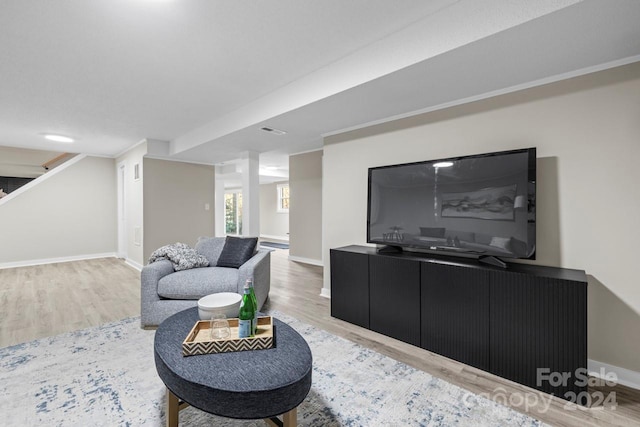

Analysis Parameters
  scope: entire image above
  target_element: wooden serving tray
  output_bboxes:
[182,316,274,357]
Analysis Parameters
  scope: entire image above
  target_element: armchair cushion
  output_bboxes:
[216,236,258,268]
[158,267,238,299]
[195,236,226,266]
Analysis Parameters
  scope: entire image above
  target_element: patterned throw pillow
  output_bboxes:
[216,236,258,268]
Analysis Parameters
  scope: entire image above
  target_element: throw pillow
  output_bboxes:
[216,236,258,268]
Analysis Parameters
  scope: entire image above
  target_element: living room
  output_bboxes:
[1,1,640,426]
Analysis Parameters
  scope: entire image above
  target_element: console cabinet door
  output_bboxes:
[330,249,369,328]
[421,263,490,371]
[369,255,420,346]
[490,271,587,399]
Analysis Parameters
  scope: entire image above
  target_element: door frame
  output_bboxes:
[117,161,127,259]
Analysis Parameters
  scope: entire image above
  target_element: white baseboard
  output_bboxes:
[588,359,640,390]
[124,258,143,271]
[260,234,289,242]
[320,287,331,299]
[288,255,323,267]
[0,252,117,270]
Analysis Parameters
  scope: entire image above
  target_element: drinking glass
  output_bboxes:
[210,314,230,340]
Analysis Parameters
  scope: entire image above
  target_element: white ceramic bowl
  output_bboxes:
[197,292,242,320]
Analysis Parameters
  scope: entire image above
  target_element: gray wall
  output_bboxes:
[143,158,215,262]
[259,181,289,240]
[323,62,640,373]
[290,150,322,263]
[0,156,117,265]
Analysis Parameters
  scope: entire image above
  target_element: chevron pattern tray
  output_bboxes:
[182,316,274,357]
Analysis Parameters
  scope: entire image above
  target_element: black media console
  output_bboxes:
[330,245,588,402]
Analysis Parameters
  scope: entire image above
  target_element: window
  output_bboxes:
[277,184,289,213]
[224,191,242,235]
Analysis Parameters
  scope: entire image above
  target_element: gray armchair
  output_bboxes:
[141,236,270,328]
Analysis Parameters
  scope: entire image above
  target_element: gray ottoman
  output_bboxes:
[154,307,312,426]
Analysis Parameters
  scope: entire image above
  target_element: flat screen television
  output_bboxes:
[367,148,536,263]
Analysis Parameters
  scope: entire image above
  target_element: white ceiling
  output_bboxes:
[2,0,640,181]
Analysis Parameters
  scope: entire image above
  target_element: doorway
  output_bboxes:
[224,190,242,236]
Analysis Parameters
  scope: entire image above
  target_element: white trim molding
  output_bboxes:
[320,287,331,299]
[288,255,323,267]
[125,258,143,271]
[588,359,640,390]
[0,252,117,270]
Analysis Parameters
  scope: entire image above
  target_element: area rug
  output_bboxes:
[0,312,546,426]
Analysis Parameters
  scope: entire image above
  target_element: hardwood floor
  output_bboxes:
[1,251,638,426]
[0,257,140,347]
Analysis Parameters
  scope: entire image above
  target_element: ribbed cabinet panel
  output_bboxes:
[369,255,421,346]
[330,250,369,328]
[421,263,490,371]
[330,245,588,404]
[489,271,587,399]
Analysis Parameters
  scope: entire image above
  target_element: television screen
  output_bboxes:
[367,148,536,260]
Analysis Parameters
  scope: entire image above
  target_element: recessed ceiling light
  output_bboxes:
[43,134,74,143]
[433,161,453,168]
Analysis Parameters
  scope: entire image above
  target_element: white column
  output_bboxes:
[214,165,226,237]
[240,151,260,237]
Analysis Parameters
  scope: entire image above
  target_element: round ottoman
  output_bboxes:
[154,307,312,426]
[197,292,242,320]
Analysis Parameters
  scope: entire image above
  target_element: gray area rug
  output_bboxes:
[0,311,546,426]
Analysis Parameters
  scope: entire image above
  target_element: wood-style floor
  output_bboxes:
[1,251,638,426]
[0,257,140,346]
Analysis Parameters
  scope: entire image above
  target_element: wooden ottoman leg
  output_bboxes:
[265,407,297,427]
[282,407,297,426]
[166,388,179,427]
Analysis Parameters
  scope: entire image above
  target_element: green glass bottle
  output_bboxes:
[238,283,255,338]
[246,278,258,334]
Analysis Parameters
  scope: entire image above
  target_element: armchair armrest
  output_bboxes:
[141,260,174,304]
[238,249,271,310]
